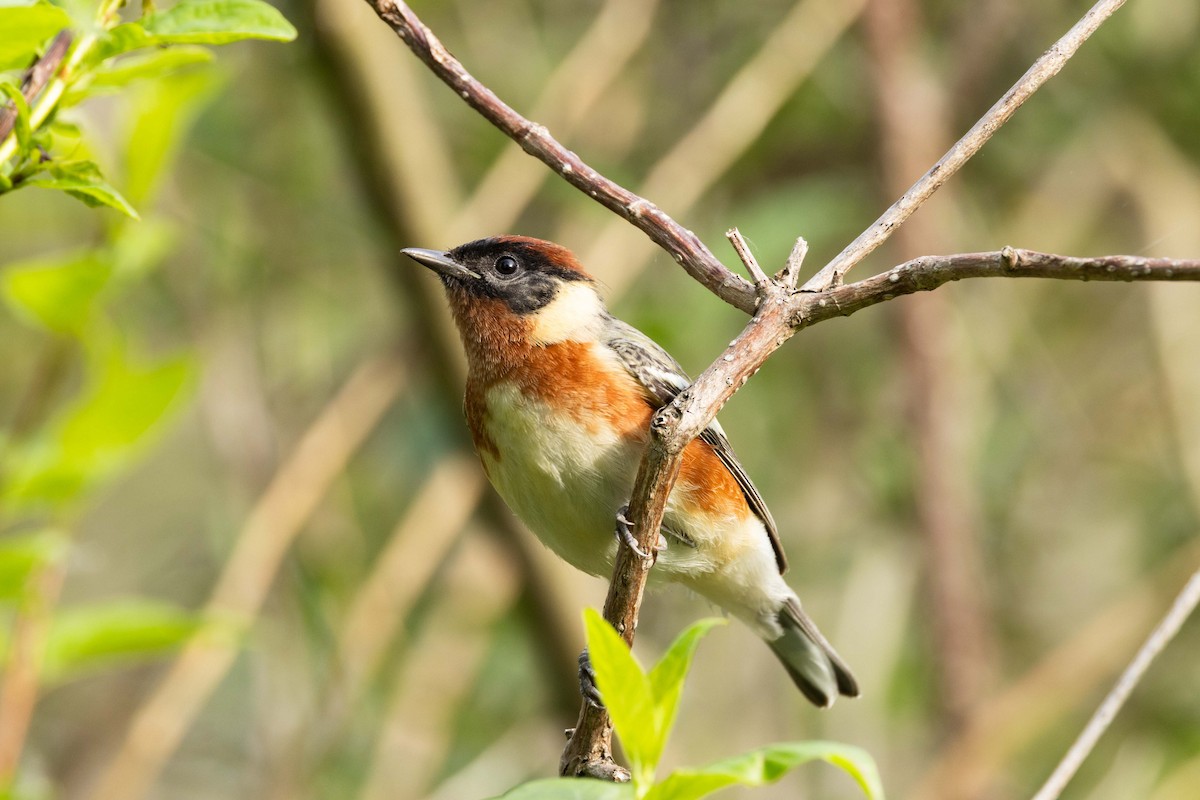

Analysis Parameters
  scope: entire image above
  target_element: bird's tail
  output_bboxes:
[766,596,860,708]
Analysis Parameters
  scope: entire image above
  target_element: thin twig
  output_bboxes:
[0,31,73,144]
[361,0,757,313]
[800,0,1130,291]
[449,0,660,239]
[1031,569,1200,800]
[912,537,1200,800]
[654,248,1200,461]
[797,249,1200,325]
[580,0,865,292]
[726,228,769,285]
[780,237,808,290]
[1,0,127,167]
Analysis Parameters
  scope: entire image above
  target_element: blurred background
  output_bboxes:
[3,0,1200,798]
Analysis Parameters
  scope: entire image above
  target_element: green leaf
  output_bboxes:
[487,779,635,800]
[47,118,81,138]
[142,0,297,45]
[111,217,178,281]
[58,350,191,469]
[3,344,192,506]
[0,531,67,602]
[89,22,155,64]
[644,742,885,800]
[42,599,205,684]
[23,160,139,218]
[0,5,71,70]
[1,250,113,333]
[584,608,657,789]
[646,617,725,770]
[89,45,213,89]
[0,80,33,157]
[122,67,222,205]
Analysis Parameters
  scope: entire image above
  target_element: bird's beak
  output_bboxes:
[401,248,481,281]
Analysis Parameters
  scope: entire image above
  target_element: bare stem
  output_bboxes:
[0,31,73,144]
[726,228,769,285]
[0,0,126,169]
[780,237,809,289]
[800,0,1130,291]
[362,0,756,313]
[1030,569,1200,800]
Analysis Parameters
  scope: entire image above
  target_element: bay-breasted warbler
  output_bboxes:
[404,235,858,708]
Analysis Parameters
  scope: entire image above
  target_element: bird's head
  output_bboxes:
[403,236,606,356]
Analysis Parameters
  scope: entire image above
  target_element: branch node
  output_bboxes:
[1001,245,1021,271]
[628,198,653,220]
[520,122,549,143]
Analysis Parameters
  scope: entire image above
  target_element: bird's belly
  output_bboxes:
[479,384,634,576]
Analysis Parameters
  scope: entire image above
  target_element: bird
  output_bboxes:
[403,235,858,708]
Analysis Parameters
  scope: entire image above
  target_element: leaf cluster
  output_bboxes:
[492,610,885,800]
[0,0,296,214]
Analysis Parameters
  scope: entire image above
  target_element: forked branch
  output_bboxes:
[362,0,1200,787]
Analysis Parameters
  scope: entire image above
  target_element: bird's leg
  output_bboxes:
[578,648,604,709]
[614,504,665,560]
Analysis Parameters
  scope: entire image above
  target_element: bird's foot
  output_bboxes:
[578,648,604,709]
[614,505,665,560]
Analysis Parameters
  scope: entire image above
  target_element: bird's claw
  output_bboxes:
[615,505,664,560]
[578,648,604,709]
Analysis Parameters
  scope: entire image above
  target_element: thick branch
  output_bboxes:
[800,0,1129,291]
[362,0,757,313]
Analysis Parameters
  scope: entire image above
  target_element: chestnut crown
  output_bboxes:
[403,235,593,315]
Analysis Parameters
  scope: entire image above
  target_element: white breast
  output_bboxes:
[480,382,633,576]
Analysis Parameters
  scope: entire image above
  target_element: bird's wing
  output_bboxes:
[604,317,787,573]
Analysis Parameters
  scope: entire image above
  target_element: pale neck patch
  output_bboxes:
[528,281,606,344]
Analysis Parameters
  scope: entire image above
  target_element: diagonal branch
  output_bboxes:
[1030,568,1200,800]
[799,0,1129,291]
[0,31,72,145]
[362,0,757,314]
[580,0,866,287]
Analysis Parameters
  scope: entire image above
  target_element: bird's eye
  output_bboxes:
[495,255,519,276]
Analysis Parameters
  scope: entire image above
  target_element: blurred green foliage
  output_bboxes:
[1,0,294,796]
